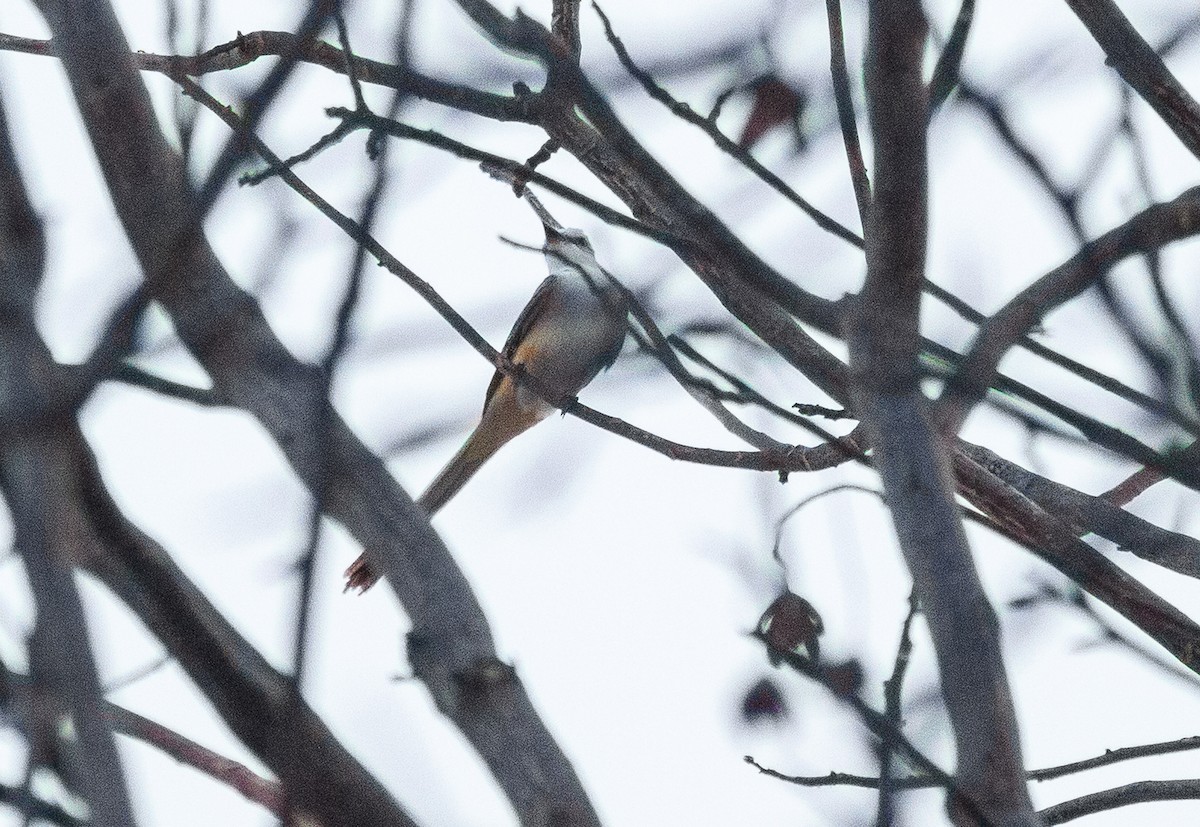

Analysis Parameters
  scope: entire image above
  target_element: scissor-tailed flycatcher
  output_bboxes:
[344,212,629,593]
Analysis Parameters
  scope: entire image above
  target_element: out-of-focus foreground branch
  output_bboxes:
[0,63,416,827]
[0,76,138,827]
[27,0,602,824]
[848,1,1037,823]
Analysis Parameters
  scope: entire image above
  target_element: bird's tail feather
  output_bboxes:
[417,414,514,515]
[344,397,532,593]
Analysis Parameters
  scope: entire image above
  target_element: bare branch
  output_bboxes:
[942,186,1200,435]
[1062,0,1200,162]
[1103,463,1171,506]
[746,644,976,816]
[747,735,1200,805]
[926,264,1199,437]
[0,81,138,827]
[331,9,366,111]
[957,82,1084,240]
[566,401,863,472]
[1029,735,1200,782]
[823,0,871,223]
[1040,778,1200,824]
[294,20,413,695]
[745,757,936,791]
[928,0,976,113]
[849,2,1037,822]
[31,0,601,822]
[952,447,1200,675]
[551,0,582,58]
[0,781,82,827]
[192,0,339,217]
[109,363,224,406]
[877,589,920,824]
[80,445,420,827]
[325,108,691,248]
[0,30,529,122]
[106,703,284,817]
[961,442,1200,580]
[592,1,864,247]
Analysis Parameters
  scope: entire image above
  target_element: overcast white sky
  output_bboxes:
[3,0,1200,825]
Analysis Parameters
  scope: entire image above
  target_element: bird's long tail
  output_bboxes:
[416,410,517,516]
[344,391,535,593]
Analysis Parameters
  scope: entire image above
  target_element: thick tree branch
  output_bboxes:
[551,0,582,58]
[953,448,1200,674]
[0,69,418,827]
[1062,0,1200,162]
[80,442,419,827]
[849,3,1037,824]
[960,442,1200,580]
[942,186,1200,434]
[31,0,600,823]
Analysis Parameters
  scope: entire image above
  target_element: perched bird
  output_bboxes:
[344,216,629,592]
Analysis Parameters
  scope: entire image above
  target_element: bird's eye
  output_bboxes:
[564,230,593,251]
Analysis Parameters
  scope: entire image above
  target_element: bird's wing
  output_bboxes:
[483,275,560,412]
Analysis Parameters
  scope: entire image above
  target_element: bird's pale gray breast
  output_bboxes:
[515,274,627,411]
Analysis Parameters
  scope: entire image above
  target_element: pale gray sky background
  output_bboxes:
[2,0,1200,825]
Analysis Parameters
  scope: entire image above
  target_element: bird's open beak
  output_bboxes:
[542,221,563,245]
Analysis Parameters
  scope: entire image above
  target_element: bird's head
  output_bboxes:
[543,223,594,254]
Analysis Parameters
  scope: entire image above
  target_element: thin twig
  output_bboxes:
[770,484,882,567]
[107,703,284,816]
[928,0,975,113]
[292,12,412,697]
[102,654,172,694]
[877,588,920,825]
[0,29,529,122]
[591,1,863,248]
[193,0,340,217]
[749,642,988,824]
[1030,735,1200,782]
[110,363,224,406]
[325,108,696,249]
[744,757,936,790]
[823,0,871,223]
[332,8,365,110]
